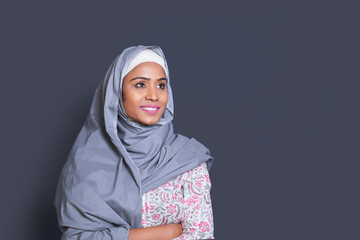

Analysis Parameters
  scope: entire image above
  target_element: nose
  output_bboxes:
[145,85,158,101]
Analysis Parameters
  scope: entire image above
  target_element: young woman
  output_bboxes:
[54,45,215,240]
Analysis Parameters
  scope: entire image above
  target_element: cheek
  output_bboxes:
[163,90,168,103]
[122,88,138,108]
[161,93,168,114]
[165,95,168,105]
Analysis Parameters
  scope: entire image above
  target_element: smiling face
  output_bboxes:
[122,62,168,126]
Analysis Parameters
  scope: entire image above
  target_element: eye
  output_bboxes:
[135,82,146,88]
[157,83,166,89]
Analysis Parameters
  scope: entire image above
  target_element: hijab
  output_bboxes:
[54,45,214,240]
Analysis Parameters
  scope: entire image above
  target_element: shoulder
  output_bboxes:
[177,162,211,184]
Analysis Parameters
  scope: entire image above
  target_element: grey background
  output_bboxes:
[1,1,359,239]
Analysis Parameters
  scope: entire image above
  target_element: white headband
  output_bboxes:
[124,49,166,77]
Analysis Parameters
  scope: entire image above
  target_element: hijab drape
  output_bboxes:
[54,45,214,240]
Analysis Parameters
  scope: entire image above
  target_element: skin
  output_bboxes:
[122,62,168,126]
[128,224,183,240]
[123,62,183,239]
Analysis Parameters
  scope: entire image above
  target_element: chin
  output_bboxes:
[139,117,160,126]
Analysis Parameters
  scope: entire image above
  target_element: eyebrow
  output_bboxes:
[130,77,167,82]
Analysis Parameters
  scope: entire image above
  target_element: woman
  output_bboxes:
[54,45,214,240]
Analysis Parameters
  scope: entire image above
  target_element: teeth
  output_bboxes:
[142,107,158,110]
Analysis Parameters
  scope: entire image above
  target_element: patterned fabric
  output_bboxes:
[141,162,214,239]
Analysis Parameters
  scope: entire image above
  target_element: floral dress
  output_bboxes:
[141,162,214,239]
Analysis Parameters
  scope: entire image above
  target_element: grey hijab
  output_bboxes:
[54,45,214,240]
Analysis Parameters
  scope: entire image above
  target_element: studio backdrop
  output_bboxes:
[1,1,359,239]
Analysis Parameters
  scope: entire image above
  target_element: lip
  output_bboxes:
[140,105,160,114]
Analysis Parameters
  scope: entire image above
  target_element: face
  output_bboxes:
[122,62,168,126]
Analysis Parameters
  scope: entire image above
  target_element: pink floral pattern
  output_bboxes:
[141,162,214,239]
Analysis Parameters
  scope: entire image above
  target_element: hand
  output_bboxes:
[168,223,183,239]
[129,223,183,240]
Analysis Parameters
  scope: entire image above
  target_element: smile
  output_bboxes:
[140,105,160,114]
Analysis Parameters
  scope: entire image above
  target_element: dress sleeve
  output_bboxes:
[173,162,214,240]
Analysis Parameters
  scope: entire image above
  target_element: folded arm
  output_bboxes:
[174,162,214,240]
[129,223,183,240]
